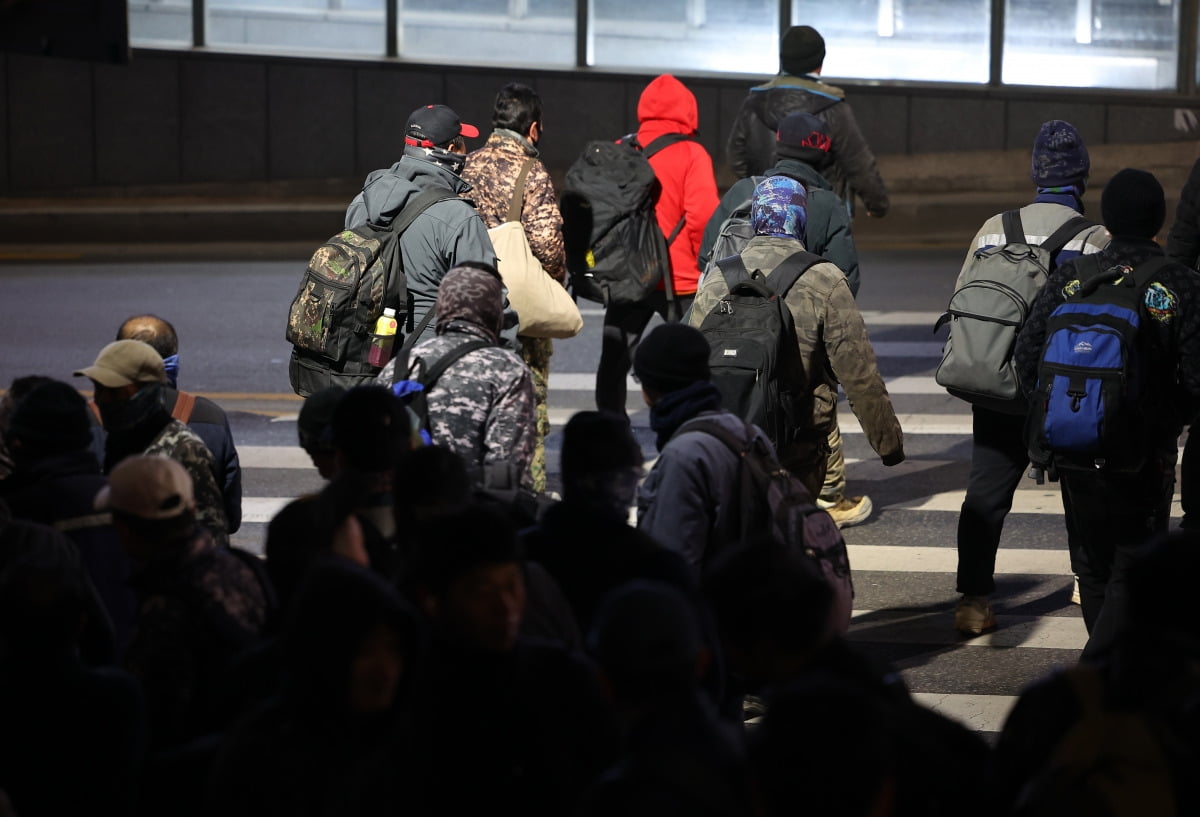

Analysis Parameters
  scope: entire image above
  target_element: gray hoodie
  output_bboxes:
[345,152,497,343]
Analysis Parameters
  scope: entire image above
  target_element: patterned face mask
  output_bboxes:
[751,176,809,242]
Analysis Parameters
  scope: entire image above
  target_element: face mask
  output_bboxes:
[99,383,163,433]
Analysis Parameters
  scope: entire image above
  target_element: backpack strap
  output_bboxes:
[715,250,821,296]
[765,250,825,297]
[506,158,536,224]
[1001,209,1025,245]
[1077,255,1172,299]
[172,391,197,424]
[1040,215,1096,257]
[380,187,458,235]
[392,308,439,386]
[416,338,493,393]
[672,415,750,453]
[715,254,752,289]
[642,132,695,159]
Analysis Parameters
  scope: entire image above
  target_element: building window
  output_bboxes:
[592,0,777,73]
[792,0,991,84]
[396,0,574,65]
[1003,0,1180,89]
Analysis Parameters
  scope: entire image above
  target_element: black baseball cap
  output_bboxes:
[405,104,480,148]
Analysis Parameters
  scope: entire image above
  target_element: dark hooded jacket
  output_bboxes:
[398,266,537,490]
[345,152,497,344]
[726,74,889,218]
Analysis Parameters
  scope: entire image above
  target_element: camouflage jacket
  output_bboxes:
[126,527,268,747]
[145,420,230,547]
[688,235,904,465]
[461,130,567,283]
[407,324,537,490]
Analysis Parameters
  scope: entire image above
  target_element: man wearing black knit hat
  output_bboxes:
[726,25,889,219]
[634,322,776,568]
[1015,167,1200,659]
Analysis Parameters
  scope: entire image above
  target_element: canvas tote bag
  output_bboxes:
[489,158,584,339]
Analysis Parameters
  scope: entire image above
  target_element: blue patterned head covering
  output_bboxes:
[751,176,808,242]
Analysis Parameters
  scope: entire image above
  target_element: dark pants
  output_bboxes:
[956,406,1029,597]
[595,291,694,416]
[1061,453,1175,661]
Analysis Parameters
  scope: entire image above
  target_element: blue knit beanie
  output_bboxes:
[1030,120,1090,189]
[751,176,808,242]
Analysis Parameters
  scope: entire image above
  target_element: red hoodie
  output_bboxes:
[636,74,719,296]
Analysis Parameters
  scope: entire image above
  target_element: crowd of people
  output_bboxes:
[4,21,1200,817]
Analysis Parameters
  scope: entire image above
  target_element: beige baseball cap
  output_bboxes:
[95,455,195,520]
[74,340,167,388]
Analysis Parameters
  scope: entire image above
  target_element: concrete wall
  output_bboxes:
[2,47,1198,195]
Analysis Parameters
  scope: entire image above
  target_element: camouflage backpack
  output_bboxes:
[286,188,454,397]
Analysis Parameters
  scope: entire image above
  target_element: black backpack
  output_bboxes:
[560,133,691,310]
[286,188,454,397]
[697,251,821,456]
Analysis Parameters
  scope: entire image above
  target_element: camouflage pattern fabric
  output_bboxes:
[520,335,553,493]
[287,230,385,358]
[145,419,230,548]
[461,130,567,283]
[125,526,267,746]
[408,325,537,491]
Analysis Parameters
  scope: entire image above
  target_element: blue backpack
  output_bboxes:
[1027,256,1170,472]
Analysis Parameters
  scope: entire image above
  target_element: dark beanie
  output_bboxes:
[633,323,711,394]
[1030,120,1090,189]
[780,25,825,76]
[1101,168,1165,240]
[561,410,643,478]
[776,111,833,168]
[8,380,93,455]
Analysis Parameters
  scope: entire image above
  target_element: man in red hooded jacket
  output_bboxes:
[595,74,719,418]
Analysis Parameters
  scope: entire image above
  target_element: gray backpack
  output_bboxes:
[698,176,764,284]
[934,209,1093,414]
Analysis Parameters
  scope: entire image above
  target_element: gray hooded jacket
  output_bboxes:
[345,152,497,344]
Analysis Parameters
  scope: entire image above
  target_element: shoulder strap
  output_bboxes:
[765,250,825,297]
[386,187,458,236]
[392,309,439,386]
[671,416,750,455]
[665,215,687,246]
[1132,255,1173,285]
[1001,209,1025,245]
[1040,215,1095,256]
[506,158,536,223]
[172,391,197,424]
[642,132,695,159]
[417,338,493,393]
[716,254,751,289]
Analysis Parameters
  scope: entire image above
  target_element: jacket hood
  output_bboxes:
[359,155,470,227]
[637,74,699,133]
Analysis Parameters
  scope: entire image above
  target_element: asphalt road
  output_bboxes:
[1,246,1113,741]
